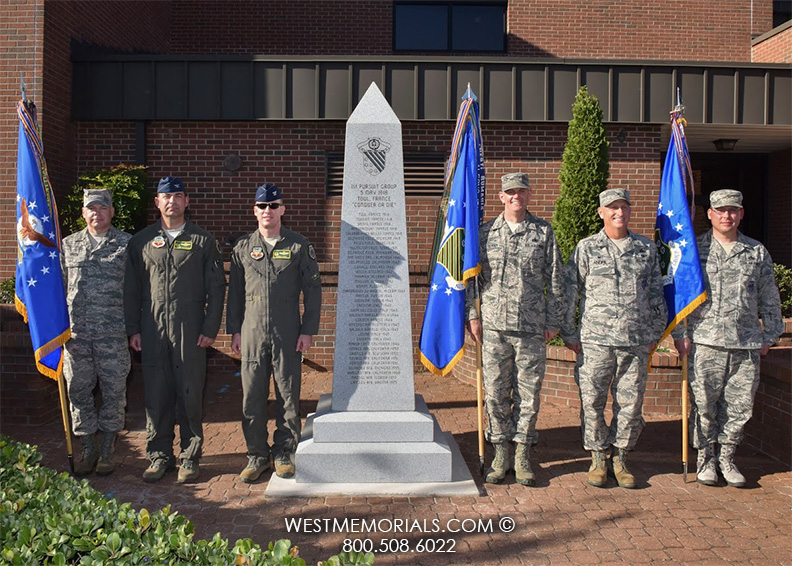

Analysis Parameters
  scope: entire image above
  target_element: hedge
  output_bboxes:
[0,436,373,566]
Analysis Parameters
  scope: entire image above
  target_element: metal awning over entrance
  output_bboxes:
[72,55,792,128]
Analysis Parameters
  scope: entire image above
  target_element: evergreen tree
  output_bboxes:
[552,86,610,262]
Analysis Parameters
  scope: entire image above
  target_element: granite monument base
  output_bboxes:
[311,394,435,443]
[294,394,455,484]
[267,431,478,497]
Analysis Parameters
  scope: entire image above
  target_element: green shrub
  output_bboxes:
[552,86,610,262]
[0,436,361,566]
[61,164,151,236]
[775,263,792,318]
[0,277,14,303]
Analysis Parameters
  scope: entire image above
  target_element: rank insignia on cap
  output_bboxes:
[308,244,317,261]
[272,249,291,260]
[250,246,264,260]
[174,240,193,251]
[152,236,166,249]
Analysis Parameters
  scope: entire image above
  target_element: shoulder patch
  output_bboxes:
[272,249,292,260]
[308,244,317,261]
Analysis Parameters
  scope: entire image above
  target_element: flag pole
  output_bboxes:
[681,320,689,483]
[676,88,688,482]
[474,288,485,477]
[59,373,75,473]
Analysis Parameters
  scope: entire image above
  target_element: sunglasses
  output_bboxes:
[255,202,282,210]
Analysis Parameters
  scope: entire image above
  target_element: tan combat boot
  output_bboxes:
[177,459,200,483]
[485,442,511,484]
[611,448,636,489]
[142,457,175,483]
[696,444,718,486]
[587,450,607,487]
[95,432,117,476]
[74,434,99,477]
[274,452,295,479]
[514,443,536,486]
[718,444,746,488]
[240,455,271,483]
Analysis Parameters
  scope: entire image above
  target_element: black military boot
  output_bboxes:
[95,432,117,476]
[74,434,99,477]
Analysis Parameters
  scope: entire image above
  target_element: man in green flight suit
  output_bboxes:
[124,176,226,484]
[227,183,321,482]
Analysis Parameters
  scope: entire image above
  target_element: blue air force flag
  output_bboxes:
[654,113,706,343]
[15,99,71,380]
[420,88,485,376]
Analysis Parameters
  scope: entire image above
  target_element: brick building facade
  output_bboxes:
[1,1,790,377]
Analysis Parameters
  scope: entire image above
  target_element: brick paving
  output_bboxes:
[3,370,791,565]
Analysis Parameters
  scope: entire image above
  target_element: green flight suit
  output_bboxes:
[227,228,321,459]
[124,220,226,464]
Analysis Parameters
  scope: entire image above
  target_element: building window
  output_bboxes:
[394,1,507,53]
[773,0,792,27]
[326,152,446,197]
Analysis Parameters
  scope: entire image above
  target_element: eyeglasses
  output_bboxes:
[255,202,281,210]
[711,207,740,217]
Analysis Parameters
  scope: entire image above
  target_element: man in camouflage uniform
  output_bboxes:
[561,189,666,489]
[467,173,564,486]
[62,188,132,476]
[227,184,321,482]
[673,189,782,488]
[124,177,226,484]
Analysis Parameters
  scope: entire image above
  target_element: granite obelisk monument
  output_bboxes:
[295,83,459,484]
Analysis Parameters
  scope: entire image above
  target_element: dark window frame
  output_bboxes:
[393,0,507,54]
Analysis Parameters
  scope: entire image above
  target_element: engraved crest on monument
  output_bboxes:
[357,137,390,176]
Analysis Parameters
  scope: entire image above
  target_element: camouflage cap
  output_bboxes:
[709,189,743,209]
[83,188,112,208]
[599,188,631,207]
[501,172,530,191]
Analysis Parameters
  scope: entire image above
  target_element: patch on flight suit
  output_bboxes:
[308,244,317,260]
[272,249,292,260]
[250,246,264,260]
[151,236,166,249]
[174,240,193,251]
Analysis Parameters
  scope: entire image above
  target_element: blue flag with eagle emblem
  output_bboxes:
[654,110,706,344]
[14,98,71,380]
[419,87,484,376]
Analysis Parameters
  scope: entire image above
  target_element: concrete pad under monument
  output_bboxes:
[267,83,475,496]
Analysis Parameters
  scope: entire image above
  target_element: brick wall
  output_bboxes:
[169,0,390,55]
[508,0,772,61]
[752,21,792,63]
[0,305,60,427]
[744,348,792,468]
[0,0,170,279]
[767,149,791,266]
[165,0,773,62]
[0,0,43,277]
[41,0,171,203]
